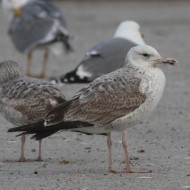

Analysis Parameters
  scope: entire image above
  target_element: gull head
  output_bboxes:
[126,45,178,69]
[0,60,21,84]
[114,21,145,45]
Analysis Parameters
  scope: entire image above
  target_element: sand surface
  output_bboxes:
[0,1,190,189]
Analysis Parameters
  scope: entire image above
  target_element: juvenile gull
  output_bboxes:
[9,45,177,172]
[0,60,66,161]
[59,21,145,83]
[2,0,73,78]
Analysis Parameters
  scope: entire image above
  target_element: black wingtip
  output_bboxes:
[7,128,16,132]
[7,121,45,133]
[64,41,74,53]
[59,70,90,84]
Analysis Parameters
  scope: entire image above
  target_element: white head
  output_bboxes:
[114,21,145,45]
[126,45,177,69]
[2,0,29,11]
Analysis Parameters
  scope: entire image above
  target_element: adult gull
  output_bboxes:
[59,21,145,83]
[2,0,73,78]
[8,45,177,172]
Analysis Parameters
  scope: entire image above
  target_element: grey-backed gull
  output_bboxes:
[9,45,177,172]
[0,60,66,161]
[2,0,73,78]
[59,21,145,83]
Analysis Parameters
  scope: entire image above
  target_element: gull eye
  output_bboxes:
[142,53,150,58]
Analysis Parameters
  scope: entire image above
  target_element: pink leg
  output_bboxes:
[122,131,150,173]
[107,133,120,173]
[18,135,26,162]
[107,133,113,172]
[36,140,43,161]
[122,131,132,172]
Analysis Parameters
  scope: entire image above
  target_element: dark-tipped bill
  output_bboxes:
[154,58,178,66]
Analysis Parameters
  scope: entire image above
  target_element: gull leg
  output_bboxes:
[18,135,26,162]
[122,131,150,173]
[122,131,132,172]
[107,133,120,173]
[38,49,49,78]
[107,133,113,172]
[36,140,43,161]
[26,51,33,77]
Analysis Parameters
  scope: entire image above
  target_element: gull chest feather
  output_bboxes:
[110,68,166,131]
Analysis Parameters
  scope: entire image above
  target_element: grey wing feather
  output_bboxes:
[77,38,137,80]
[8,0,68,53]
[37,0,68,32]
[0,76,65,125]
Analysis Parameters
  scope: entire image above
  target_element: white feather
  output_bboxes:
[114,21,145,45]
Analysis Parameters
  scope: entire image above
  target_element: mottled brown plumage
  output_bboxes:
[0,60,65,161]
[47,69,146,125]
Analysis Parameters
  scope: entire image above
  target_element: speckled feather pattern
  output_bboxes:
[0,61,65,126]
[64,68,146,124]
[47,62,165,133]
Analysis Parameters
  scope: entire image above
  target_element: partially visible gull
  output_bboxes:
[59,21,145,83]
[2,0,73,78]
[9,45,177,172]
[0,60,66,161]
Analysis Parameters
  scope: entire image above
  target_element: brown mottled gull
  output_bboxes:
[0,60,65,161]
[8,45,177,172]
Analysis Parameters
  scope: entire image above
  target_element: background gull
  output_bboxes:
[9,45,177,172]
[2,0,73,78]
[0,60,66,162]
[59,21,145,83]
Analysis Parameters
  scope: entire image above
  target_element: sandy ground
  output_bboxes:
[0,1,190,189]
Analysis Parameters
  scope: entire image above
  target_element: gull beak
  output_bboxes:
[154,58,178,66]
[14,7,22,17]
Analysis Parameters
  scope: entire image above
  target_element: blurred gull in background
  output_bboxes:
[2,0,73,78]
[58,21,145,83]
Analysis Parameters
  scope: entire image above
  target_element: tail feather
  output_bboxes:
[62,39,74,53]
[7,121,44,133]
[47,33,74,54]
[31,131,59,141]
[8,120,93,140]
[56,33,74,53]
[8,121,44,133]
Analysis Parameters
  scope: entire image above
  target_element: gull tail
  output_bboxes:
[8,121,93,140]
[56,33,74,53]
[62,37,74,53]
[49,33,74,55]
[8,121,44,133]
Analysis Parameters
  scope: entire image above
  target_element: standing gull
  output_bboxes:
[59,21,145,83]
[0,60,66,161]
[9,45,177,172]
[2,0,73,78]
